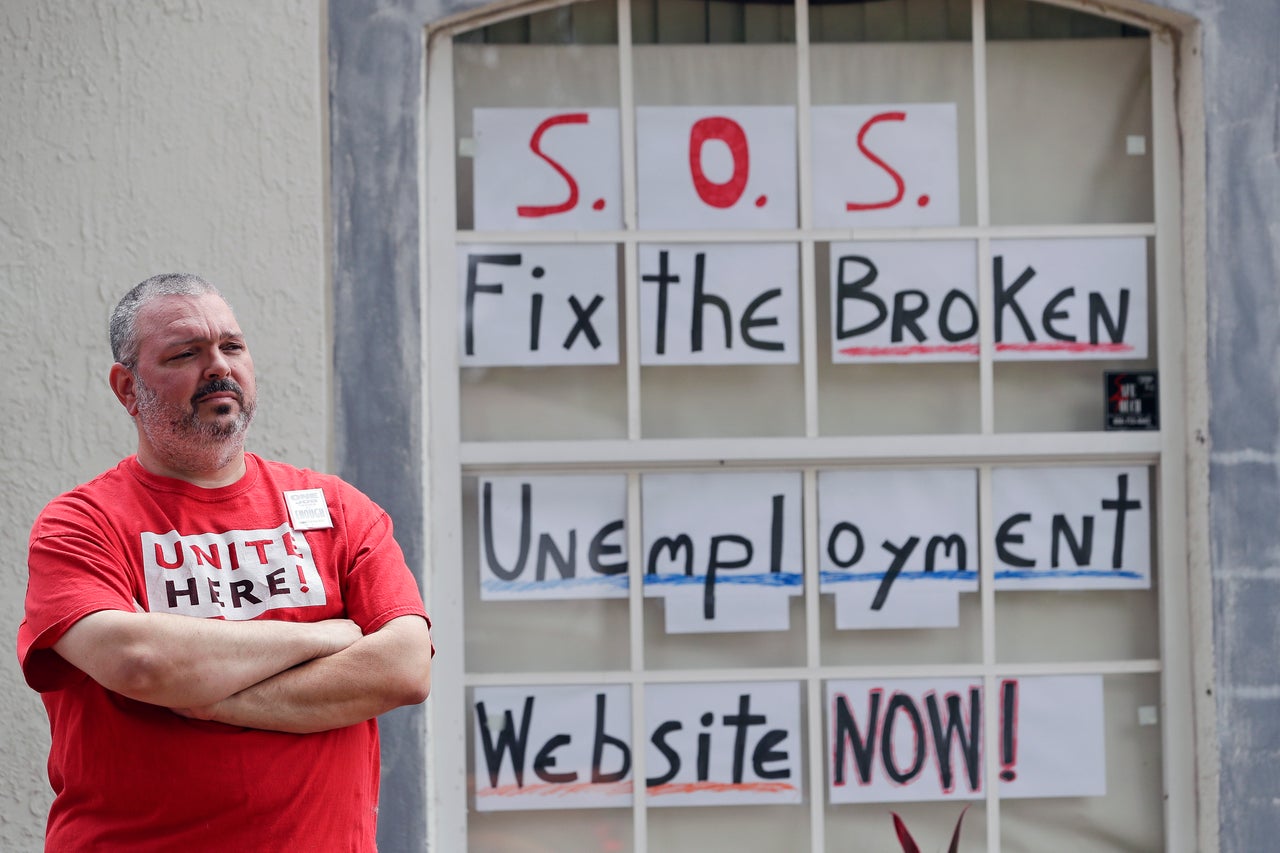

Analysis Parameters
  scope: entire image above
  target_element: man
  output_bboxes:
[17,273,433,851]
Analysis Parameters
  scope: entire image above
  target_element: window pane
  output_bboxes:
[986,6,1153,225]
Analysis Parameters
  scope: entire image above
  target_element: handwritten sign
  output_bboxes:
[473,681,802,811]
[642,471,803,633]
[810,104,960,228]
[639,243,800,365]
[818,468,978,629]
[830,240,978,363]
[993,466,1150,590]
[459,244,619,367]
[636,106,796,230]
[645,681,802,807]
[478,475,628,600]
[474,683,633,811]
[831,237,1148,362]
[827,675,1105,803]
[473,107,622,231]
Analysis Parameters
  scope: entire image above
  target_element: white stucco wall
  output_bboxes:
[0,2,329,848]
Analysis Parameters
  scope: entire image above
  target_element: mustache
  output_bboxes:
[191,377,244,406]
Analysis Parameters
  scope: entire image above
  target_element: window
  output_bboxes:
[425,1,1193,849]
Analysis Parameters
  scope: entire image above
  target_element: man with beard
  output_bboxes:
[17,274,433,852]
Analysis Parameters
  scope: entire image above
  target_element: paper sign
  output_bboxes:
[473,684,633,811]
[637,106,797,230]
[827,675,1105,803]
[459,244,619,366]
[478,475,628,600]
[818,469,978,629]
[638,243,800,365]
[830,237,1148,362]
[645,681,803,807]
[990,237,1148,360]
[642,471,803,633]
[992,466,1150,589]
[473,107,622,231]
[830,241,978,363]
[811,104,960,228]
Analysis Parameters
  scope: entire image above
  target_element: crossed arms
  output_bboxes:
[53,610,432,734]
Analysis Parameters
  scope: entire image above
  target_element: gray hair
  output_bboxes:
[109,273,224,368]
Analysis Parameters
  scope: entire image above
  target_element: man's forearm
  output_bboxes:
[181,615,433,734]
[53,609,362,709]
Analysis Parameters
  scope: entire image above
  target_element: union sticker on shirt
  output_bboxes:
[283,488,334,530]
[141,524,327,619]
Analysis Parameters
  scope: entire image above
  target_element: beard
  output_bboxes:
[134,374,256,473]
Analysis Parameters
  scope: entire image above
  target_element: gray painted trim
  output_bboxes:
[329,1,434,850]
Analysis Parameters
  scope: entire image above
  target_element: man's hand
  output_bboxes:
[173,615,432,734]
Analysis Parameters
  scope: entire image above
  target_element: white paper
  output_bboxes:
[636,106,796,230]
[992,466,1151,590]
[459,244,619,366]
[991,237,1148,360]
[478,475,628,600]
[829,241,979,363]
[642,471,803,634]
[638,243,800,365]
[826,675,1106,803]
[819,468,978,629]
[473,684,633,811]
[473,107,622,231]
[811,104,960,228]
[646,681,803,807]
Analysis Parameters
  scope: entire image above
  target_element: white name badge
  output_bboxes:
[284,489,334,530]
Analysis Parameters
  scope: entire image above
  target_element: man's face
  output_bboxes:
[128,293,257,456]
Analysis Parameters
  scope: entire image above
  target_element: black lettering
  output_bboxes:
[994,257,1036,342]
[924,535,966,572]
[1101,473,1141,568]
[535,532,575,581]
[564,294,604,350]
[741,288,784,351]
[1050,515,1094,568]
[530,292,544,351]
[647,535,694,576]
[996,513,1035,568]
[588,520,627,576]
[881,694,926,784]
[591,693,631,783]
[835,256,886,339]
[482,481,531,581]
[832,691,881,785]
[827,522,865,568]
[1089,290,1130,345]
[641,250,680,355]
[691,252,732,352]
[464,254,520,356]
[266,567,290,596]
[476,697,534,788]
[705,534,752,619]
[646,721,682,787]
[891,290,928,343]
[926,689,982,793]
[939,289,978,342]
[1042,287,1076,341]
[871,537,919,611]
[723,694,767,784]
[752,729,790,780]
[229,579,262,608]
[165,577,199,608]
[533,735,576,784]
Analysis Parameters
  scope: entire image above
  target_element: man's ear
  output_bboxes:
[109,363,140,416]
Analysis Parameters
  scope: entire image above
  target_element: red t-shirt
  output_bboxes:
[18,454,429,852]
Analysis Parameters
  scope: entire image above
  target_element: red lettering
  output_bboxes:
[516,113,588,218]
[688,117,749,209]
[845,111,906,212]
[244,538,273,565]
[190,543,223,569]
[153,540,184,570]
